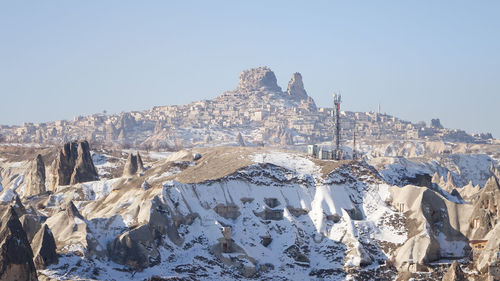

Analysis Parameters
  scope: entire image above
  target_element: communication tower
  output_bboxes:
[353,120,357,160]
[332,93,342,159]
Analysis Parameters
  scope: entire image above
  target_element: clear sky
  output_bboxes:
[1,1,499,137]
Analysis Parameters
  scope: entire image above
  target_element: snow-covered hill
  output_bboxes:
[1,145,499,280]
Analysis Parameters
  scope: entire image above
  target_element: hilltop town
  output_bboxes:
[0,67,493,149]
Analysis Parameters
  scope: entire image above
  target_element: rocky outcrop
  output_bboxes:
[442,260,466,281]
[236,133,245,147]
[466,176,500,240]
[475,222,500,274]
[123,153,138,176]
[390,185,470,269]
[45,201,102,256]
[116,113,137,141]
[430,118,444,129]
[25,154,46,197]
[72,141,99,184]
[287,72,308,100]
[137,153,145,172]
[123,153,145,177]
[444,171,457,192]
[491,162,500,180]
[12,195,26,217]
[52,140,99,188]
[298,96,317,112]
[31,224,58,269]
[20,214,42,242]
[107,224,161,270]
[52,141,79,186]
[236,67,281,93]
[457,181,481,200]
[0,206,38,281]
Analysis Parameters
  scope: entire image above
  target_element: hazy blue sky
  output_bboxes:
[1,1,499,137]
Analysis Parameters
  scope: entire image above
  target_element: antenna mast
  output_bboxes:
[353,119,357,160]
[333,92,342,159]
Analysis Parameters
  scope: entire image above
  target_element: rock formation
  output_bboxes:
[45,201,102,256]
[287,72,308,100]
[0,206,38,281]
[466,176,500,239]
[20,214,42,242]
[25,154,46,197]
[236,66,281,93]
[442,260,466,281]
[390,185,469,269]
[491,162,500,180]
[137,153,144,172]
[71,140,99,184]
[444,171,457,192]
[123,152,145,177]
[236,133,245,147]
[11,195,26,217]
[430,118,444,129]
[52,140,99,188]
[475,222,500,274]
[31,224,58,269]
[298,96,317,112]
[107,224,161,269]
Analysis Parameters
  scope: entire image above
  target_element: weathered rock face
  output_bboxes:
[45,201,102,256]
[442,260,466,281]
[25,154,46,197]
[475,222,500,274]
[0,206,38,281]
[20,214,42,243]
[52,140,99,188]
[137,153,145,173]
[298,96,317,112]
[71,141,99,185]
[31,224,58,269]
[491,162,500,180]
[107,224,160,270]
[237,67,281,93]
[123,153,138,176]
[390,185,469,269]
[12,195,26,217]
[430,118,444,129]
[467,176,500,240]
[53,141,79,186]
[287,72,308,100]
[123,153,145,177]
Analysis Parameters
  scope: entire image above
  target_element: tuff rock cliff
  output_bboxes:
[52,140,99,188]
